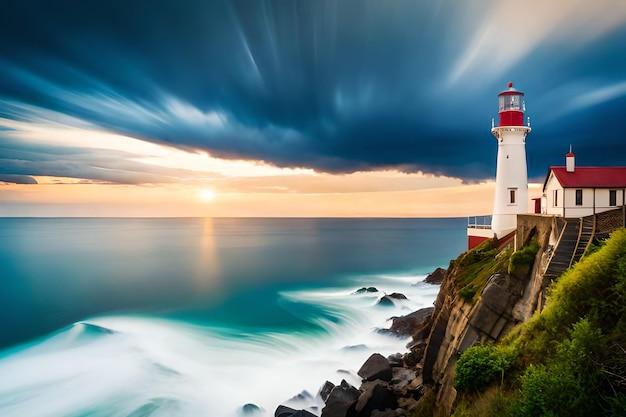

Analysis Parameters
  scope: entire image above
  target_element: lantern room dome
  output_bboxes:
[497,82,525,126]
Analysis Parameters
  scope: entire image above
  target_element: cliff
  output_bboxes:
[420,238,539,415]
[278,210,626,417]
[418,209,625,416]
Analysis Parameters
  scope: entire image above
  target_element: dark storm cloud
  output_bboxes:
[1,0,625,183]
[0,174,37,184]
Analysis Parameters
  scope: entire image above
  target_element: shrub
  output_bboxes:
[508,239,539,274]
[455,344,510,392]
[605,393,626,417]
[513,319,604,417]
[584,238,605,257]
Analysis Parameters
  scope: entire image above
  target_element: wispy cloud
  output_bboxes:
[568,81,626,110]
[448,0,626,86]
[0,0,625,183]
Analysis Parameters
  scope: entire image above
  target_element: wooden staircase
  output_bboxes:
[543,215,596,281]
[572,216,595,265]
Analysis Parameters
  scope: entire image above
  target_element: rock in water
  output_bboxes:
[275,405,317,417]
[358,353,392,382]
[387,292,407,300]
[376,295,396,307]
[423,267,446,284]
[388,307,434,338]
[319,381,336,402]
[376,293,407,307]
[239,403,264,415]
[353,287,379,294]
[321,380,360,417]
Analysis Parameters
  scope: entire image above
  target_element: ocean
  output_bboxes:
[0,217,466,417]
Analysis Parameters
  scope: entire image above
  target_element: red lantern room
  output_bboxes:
[498,82,525,127]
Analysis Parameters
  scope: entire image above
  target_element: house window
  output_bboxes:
[553,190,558,207]
[508,188,517,205]
[575,189,583,206]
[610,190,617,207]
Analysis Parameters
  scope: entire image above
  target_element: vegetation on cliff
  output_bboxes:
[451,235,538,304]
[452,228,626,417]
[453,239,509,303]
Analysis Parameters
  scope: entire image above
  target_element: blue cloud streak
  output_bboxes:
[0,0,625,183]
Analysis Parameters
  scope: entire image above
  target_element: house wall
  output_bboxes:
[594,188,625,211]
[563,188,593,217]
[543,173,563,216]
[542,172,626,217]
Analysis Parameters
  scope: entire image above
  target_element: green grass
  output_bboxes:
[453,239,510,303]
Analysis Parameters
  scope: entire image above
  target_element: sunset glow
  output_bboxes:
[199,189,216,202]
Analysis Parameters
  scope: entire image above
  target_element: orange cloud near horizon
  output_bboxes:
[0,178,543,218]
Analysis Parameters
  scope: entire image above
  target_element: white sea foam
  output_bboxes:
[0,274,438,417]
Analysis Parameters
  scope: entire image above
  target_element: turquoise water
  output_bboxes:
[0,217,465,416]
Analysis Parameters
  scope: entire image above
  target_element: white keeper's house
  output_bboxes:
[541,150,626,218]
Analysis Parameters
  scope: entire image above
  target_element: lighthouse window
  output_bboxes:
[553,190,558,207]
[499,94,523,111]
[610,190,617,206]
[575,189,583,206]
[508,188,517,205]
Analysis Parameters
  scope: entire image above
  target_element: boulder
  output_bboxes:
[240,403,264,415]
[355,382,398,417]
[387,293,407,300]
[321,380,360,417]
[319,381,335,402]
[386,353,403,367]
[377,293,407,307]
[376,296,396,307]
[358,353,392,382]
[353,287,379,294]
[422,268,446,285]
[275,405,317,417]
[388,307,434,338]
[389,368,417,393]
[403,340,427,367]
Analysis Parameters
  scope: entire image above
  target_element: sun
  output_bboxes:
[199,189,216,202]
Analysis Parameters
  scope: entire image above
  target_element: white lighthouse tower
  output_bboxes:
[491,82,531,237]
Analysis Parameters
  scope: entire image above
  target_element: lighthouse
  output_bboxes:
[491,82,531,237]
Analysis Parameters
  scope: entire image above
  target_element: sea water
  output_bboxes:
[0,217,465,417]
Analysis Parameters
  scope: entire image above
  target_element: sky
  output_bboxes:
[1,0,625,217]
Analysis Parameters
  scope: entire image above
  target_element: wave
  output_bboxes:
[0,273,438,417]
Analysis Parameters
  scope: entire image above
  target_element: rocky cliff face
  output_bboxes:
[420,219,555,416]
[420,260,536,415]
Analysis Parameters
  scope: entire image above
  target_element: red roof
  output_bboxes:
[499,90,524,96]
[544,166,626,190]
